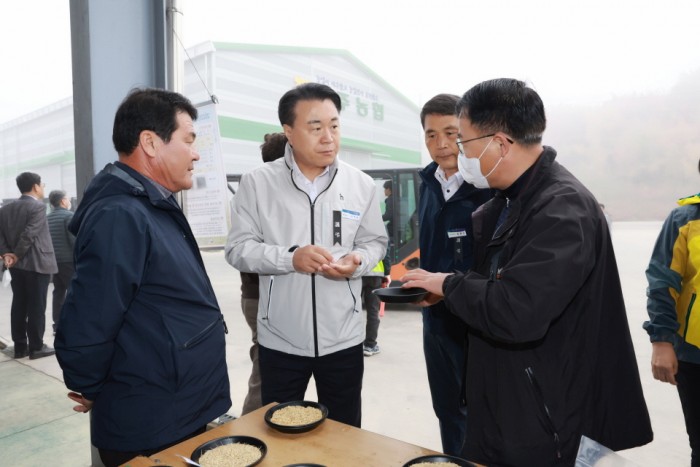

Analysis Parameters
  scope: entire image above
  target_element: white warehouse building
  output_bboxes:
[0,42,423,203]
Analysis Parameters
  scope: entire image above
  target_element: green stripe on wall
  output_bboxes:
[218,116,420,165]
[1,151,75,178]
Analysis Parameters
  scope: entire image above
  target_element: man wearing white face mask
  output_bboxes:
[402,78,652,465]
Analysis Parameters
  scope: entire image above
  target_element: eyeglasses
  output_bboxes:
[456,134,494,155]
[456,134,514,155]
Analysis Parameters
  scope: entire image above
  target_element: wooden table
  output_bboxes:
[121,403,443,467]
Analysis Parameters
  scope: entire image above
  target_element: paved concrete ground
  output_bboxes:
[0,222,691,466]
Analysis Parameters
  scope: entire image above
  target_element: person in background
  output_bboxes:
[402,78,652,465]
[238,131,287,415]
[47,189,75,335]
[382,180,394,236]
[416,93,493,455]
[226,83,387,427]
[0,172,57,360]
[644,158,700,466]
[361,255,390,357]
[55,88,231,467]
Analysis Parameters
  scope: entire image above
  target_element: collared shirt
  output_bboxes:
[434,166,464,201]
[143,177,173,199]
[291,156,331,202]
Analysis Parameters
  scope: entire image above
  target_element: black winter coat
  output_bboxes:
[443,147,652,466]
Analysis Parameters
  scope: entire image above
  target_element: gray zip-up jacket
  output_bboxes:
[226,146,388,357]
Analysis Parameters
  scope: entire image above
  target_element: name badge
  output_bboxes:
[341,209,361,221]
[447,228,467,239]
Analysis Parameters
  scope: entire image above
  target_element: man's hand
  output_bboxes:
[319,253,362,279]
[292,245,334,273]
[651,341,678,385]
[67,391,94,413]
[381,275,391,287]
[400,268,450,306]
[3,253,18,268]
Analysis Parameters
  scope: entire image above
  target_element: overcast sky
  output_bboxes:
[1,0,699,124]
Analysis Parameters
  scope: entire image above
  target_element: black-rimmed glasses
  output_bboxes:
[456,134,514,154]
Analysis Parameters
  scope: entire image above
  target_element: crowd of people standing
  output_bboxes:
[3,77,700,466]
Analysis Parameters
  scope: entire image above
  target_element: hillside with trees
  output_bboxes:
[544,68,700,221]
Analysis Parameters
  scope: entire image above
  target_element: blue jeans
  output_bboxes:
[423,308,468,456]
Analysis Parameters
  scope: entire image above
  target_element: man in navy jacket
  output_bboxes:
[417,94,492,455]
[55,89,231,467]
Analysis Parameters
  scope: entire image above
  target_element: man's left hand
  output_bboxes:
[318,253,362,279]
[400,268,449,306]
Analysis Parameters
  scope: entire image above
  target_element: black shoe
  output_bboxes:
[29,344,56,360]
[14,348,28,359]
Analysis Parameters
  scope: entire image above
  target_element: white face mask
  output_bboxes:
[458,137,502,189]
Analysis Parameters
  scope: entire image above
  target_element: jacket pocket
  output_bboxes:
[161,313,226,388]
[525,366,562,460]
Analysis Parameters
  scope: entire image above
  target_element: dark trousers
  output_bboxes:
[361,276,382,347]
[259,343,364,427]
[240,297,262,415]
[52,262,74,332]
[677,360,700,466]
[9,268,50,352]
[98,425,206,467]
[423,317,468,456]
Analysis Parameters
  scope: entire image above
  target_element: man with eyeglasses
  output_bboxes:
[0,172,58,360]
[416,93,492,456]
[402,78,652,465]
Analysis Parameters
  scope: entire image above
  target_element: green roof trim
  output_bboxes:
[218,116,420,165]
[1,151,75,178]
[210,42,420,113]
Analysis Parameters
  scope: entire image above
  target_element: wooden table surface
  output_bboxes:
[121,403,444,467]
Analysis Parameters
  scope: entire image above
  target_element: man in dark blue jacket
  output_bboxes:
[417,94,492,456]
[55,89,231,467]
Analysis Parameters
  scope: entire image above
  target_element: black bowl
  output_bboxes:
[264,400,329,434]
[373,286,428,304]
[191,435,267,466]
[403,454,476,467]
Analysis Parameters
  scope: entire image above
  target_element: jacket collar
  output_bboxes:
[111,162,180,210]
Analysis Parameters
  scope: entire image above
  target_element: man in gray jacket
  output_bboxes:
[226,83,387,427]
[0,172,58,359]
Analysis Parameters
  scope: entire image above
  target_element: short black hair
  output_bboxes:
[457,78,546,145]
[112,88,197,155]
[278,83,342,127]
[49,190,67,207]
[383,180,392,190]
[16,172,41,194]
[260,133,288,163]
[420,94,460,128]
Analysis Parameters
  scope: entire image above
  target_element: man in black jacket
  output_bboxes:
[402,78,652,465]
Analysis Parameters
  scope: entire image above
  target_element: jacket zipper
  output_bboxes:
[180,315,223,350]
[263,277,274,321]
[525,366,562,460]
[684,293,697,340]
[290,168,339,358]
